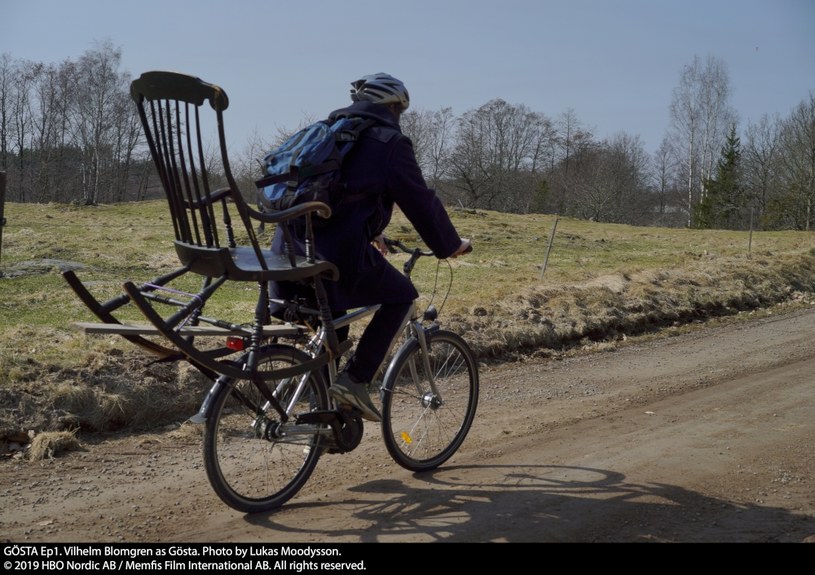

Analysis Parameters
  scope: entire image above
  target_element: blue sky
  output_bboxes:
[2,0,813,155]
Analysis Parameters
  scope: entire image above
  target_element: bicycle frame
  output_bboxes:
[196,238,478,511]
[193,241,445,429]
[309,302,444,409]
[289,239,451,408]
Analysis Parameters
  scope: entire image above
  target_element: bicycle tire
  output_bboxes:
[202,344,329,513]
[381,329,479,471]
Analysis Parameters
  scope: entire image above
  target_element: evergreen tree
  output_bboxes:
[694,125,745,229]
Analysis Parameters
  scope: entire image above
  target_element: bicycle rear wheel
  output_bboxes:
[202,344,329,513]
[381,329,479,471]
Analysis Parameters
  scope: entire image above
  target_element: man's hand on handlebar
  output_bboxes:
[450,238,472,257]
[372,234,389,256]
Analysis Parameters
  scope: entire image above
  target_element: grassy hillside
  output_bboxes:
[1,201,814,437]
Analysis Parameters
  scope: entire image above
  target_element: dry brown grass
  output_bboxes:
[448,247,815,360]
[28,430,83,461]
[0,329,210,439]
[1,201,814,440]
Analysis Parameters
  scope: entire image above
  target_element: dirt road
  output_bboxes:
[2,307,814,543]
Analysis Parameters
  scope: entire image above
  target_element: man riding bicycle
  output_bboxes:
[271,73,471,422]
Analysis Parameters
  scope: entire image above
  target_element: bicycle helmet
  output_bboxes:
[350,73,410,111]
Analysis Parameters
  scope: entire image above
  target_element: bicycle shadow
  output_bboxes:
[243,463,814,542]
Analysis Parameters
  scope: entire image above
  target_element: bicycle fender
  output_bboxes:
[188,376,225,424]
[380,336,419,395]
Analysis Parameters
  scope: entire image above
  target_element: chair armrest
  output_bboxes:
[245,201,332,223]
[185,188,330,222]
[184,187,232,209]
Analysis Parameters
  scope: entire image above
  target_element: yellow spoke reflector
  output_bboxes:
[400,431,412,444]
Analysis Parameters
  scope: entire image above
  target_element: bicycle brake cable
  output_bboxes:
[427,257,454,317]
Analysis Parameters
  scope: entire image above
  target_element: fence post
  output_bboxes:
[0,171,6,276]
[539,216,559,280]
[748,207,753,258]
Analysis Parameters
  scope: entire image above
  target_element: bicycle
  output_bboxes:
[193,238,479,513]
[66,72,477,515]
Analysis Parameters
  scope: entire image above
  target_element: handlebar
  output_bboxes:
[384,237,472,256]
[383,237,471,277]
[384,237,433,256]
[384,237,432,276]
[382,237,471,318]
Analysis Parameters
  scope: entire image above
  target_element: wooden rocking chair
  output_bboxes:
[65,71,342,383]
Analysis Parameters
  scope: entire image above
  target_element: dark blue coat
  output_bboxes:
[271,100,462,310]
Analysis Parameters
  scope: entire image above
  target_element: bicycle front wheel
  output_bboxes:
[202,344,329,513]
[381,329,479,471]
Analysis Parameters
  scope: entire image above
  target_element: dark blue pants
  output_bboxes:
[339,301,412,383]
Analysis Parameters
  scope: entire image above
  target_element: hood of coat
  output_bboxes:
[328,100,402,131]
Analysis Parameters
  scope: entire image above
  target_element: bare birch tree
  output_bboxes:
[668,54,736,226]
[70,40,132,204]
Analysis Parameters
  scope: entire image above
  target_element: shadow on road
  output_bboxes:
[244,464,814,542]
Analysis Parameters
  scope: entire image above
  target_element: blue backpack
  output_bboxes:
[256,116,376,217]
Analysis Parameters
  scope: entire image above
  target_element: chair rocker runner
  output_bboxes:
[65,71,344,395]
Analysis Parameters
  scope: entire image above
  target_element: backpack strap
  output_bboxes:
[335,116,377,141]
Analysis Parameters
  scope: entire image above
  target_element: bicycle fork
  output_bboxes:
[407,320,444,407]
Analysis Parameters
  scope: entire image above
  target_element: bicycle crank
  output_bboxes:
[296,409,364,454]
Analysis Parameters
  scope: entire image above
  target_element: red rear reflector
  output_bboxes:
[226,336,244,351]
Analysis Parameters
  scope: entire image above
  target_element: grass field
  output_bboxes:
[1,200,814,437]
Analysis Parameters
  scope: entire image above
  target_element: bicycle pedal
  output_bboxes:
[336,403,359,415]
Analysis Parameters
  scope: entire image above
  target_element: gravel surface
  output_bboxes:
[2,307,814,543]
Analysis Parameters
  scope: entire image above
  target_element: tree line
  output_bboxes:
[2,45,813,230]
[1,42,144,206]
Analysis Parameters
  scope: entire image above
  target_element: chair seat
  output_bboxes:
[174,242,339,283]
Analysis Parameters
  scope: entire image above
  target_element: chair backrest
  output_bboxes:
[129,71,342,359]
[130,71,266,270]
